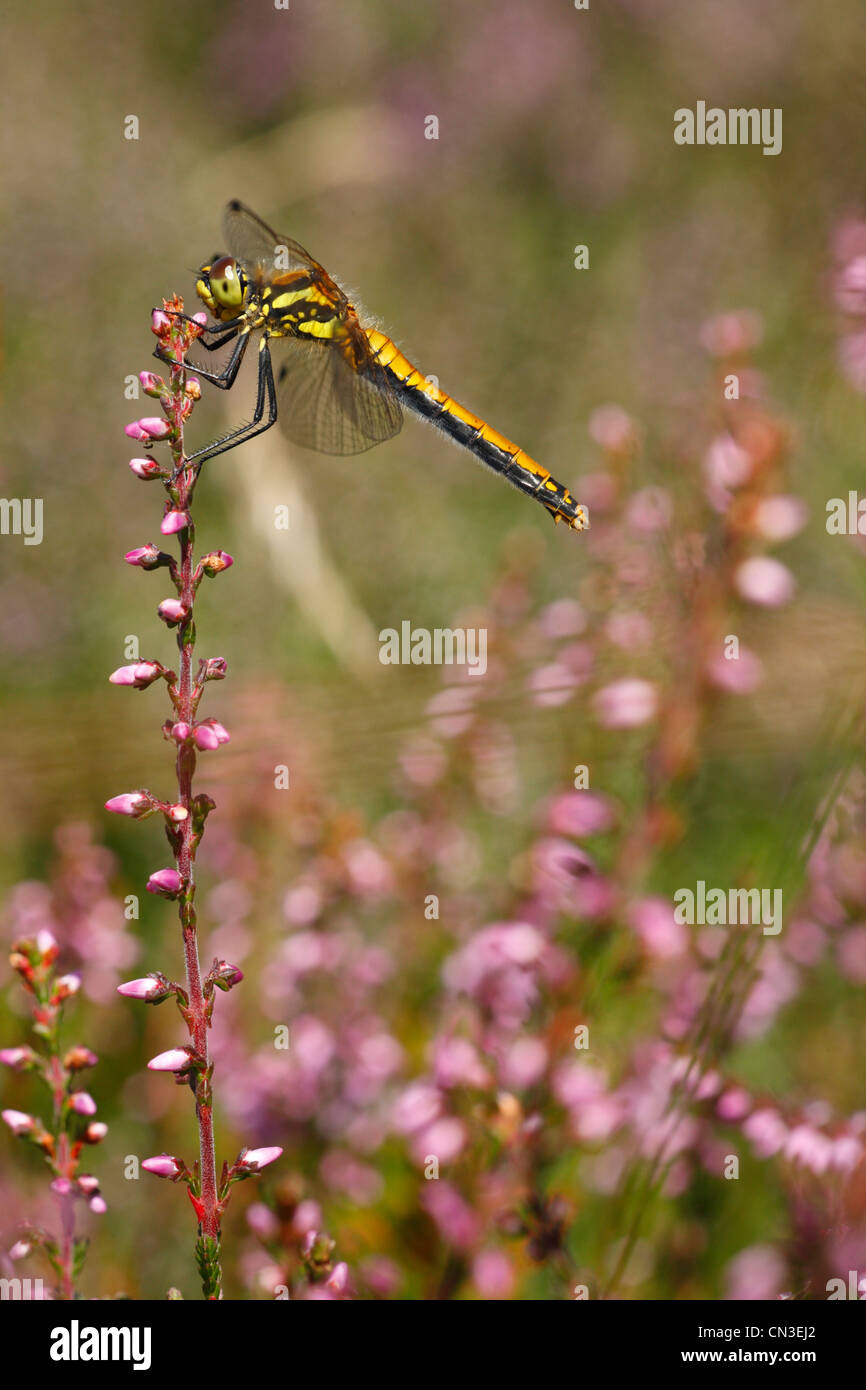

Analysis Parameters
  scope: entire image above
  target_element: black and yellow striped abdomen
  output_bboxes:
[365,330,588,531]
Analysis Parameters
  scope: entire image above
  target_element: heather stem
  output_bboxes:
[168,338,221,1298]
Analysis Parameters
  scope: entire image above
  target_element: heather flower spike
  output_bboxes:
[0,934,106,1296]
[109,297,280,1299]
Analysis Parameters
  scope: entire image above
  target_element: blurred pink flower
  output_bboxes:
[593,678,658,729]
[734,556,796,607]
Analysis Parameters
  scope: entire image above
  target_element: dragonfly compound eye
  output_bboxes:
[208,255,245,310]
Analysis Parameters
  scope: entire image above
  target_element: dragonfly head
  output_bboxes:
[195,254,248,321]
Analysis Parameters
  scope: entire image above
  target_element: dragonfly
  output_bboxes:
[158,201,588,532]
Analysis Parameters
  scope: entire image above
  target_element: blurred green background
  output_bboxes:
[3,0,866,1299]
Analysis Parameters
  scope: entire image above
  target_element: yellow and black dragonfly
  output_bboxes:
[160,201,588,531]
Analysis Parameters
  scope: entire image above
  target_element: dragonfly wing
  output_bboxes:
[272,339,403,456]
[223,200,318,284]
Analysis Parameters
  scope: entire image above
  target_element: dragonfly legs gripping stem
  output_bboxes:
[170,337,277,480]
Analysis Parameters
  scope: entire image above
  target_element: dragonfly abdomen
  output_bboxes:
[366,330,588,530]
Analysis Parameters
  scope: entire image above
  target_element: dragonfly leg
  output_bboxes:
[174,338,277,475]
[155,324,249,382]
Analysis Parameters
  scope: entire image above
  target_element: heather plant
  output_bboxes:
[107,300,281,1298]
[1,929,106,1299]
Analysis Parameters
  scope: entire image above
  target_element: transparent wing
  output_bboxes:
[272,338,403,456]
[223,200,319,285]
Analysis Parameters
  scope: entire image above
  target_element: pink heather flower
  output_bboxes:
[157,598,188,625]
[751,495,808,542]
[433,1037,490,1090]
[211,961,244,991]
[588,403,637,453]
[51,1177,73,1196]
[105,792,151,818]
[539,598,586,639]
[593,678,658,729]
[146,867,183,897]
[548,791,614,838]
[784,1124,833,1174]
[412,1117,467,1165]
[125,416,171,441]
[473,1249,516,1299]
[138,370,164,396]
[142,1154,183,1179]
[151,309,171,334]
[628,896,688,959]
[725,1244,785,1301]
[201,550,234,576]
[422,1181,480,1250]
[705,646,763,695]
[194,721,230,751]
[427,685,476,738]
[109,661,161,689]
[830,1134,862,1172]
[393,1081,441,1134]
[716,1087,752,1122]
[734,556,795,607]
[84,1122,108,1143]
[129,457,163,480]
[89,1195,107,1214]
[2,1109,35,1136]
[161,509,191,536]
[605,611,652,650]
[528,662,579,708]
[500,1037,548,1089]
[147,1049,191,1073]
[836,925,866,983]
[743,1107,788,1157]
[77,1175,99,1195]
[835,253,866,314]
[70,1091,97,1117]
[241,1146,283,1171]
[247,1202,280,1239]
[65,1046,98,1070]
[624,486,673,533]
[9,1240,31,1260]
[117,976,167,1001]
[53,974,80,1000]
[326,1262,349,1294]
[703,434,752,511]
[170,722,191,742]
[192,312,208,326]
[124,544,163,569]
[699,310,763,358]
[36,928,59,960]
[203,657,228,680]
[292,1200,323,1235]
[0,1047,34,1070]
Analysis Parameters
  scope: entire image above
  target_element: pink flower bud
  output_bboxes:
[89,1195,107,1214]
[166,804,188,822]
[161,509,190,535]
[192,312,208,326]
[0,1047,35,1070]
[133,416,172,440]
[751,495,808,543]
[129,457,163,480]
[124,544,165,569]
[202,657,227,681]
[158,598,188,626]
[146,868,183,898]
[64,1046,98,1070]
[36,929,58,961]
[147,1048,191,1073]
[210,961,244,993]
[109,661,161,689]
[193,724,220,751]
[77,1175,99,1195]
[9,1240,31,1260]
[117,975,170,1002]
[139,371,164,397]
[84,1122,108,1143]
[246,1202,280,1238]
[200,550,234,576]
[326,1262,349,1293]
[142,1153,184,1178]
[53,974,81,1001]
[105,792,152,818]
[593,678,658,729]
[240,1146,283,1172]
[70,1091,97,1116]
[151,310,171,335]
[170,722,191,743]
[2,1109,35,1136]
[734,556,796,607]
